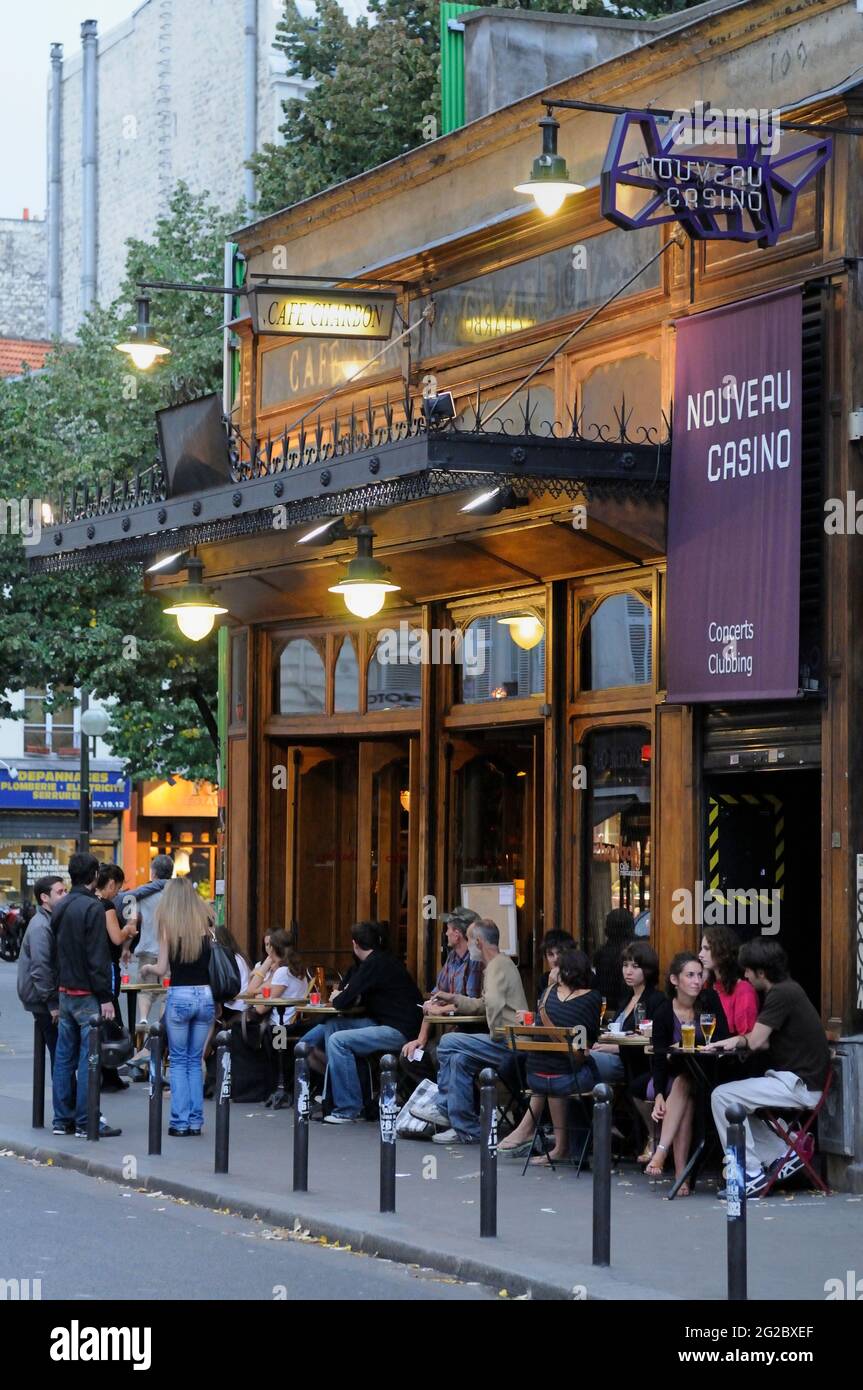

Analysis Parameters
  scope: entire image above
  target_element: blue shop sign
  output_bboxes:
[0,767,131,811]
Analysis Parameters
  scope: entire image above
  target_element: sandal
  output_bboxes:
[637,1145,655,1165]
[645,1143,668,1177]
[676,1179,692,1198]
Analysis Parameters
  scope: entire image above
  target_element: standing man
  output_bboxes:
[705,939,830,1197]
[410,919,527,1144]
[51,853,121,1138]
[122,853,174,1062]
[400,906,483,1068]
[17,875,67,1067]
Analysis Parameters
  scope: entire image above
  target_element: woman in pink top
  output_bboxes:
[699,926,759,1034]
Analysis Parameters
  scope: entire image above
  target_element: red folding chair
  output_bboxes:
[757,1060,833,1197]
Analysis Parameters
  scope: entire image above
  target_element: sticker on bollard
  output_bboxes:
[214,1031,231,1175]
[724,1146,743,1218]
[296,1073,311,1121]
[219,1050,232,1104]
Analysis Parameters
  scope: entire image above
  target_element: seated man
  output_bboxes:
[705,938,830,1198]
[304,920,423,1124]
[400,906,484,1074]
[410,918,527,1144]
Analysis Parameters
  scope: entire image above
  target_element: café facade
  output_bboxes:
[30,0,863,1101]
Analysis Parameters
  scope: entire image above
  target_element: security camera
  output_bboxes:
[422,391,456,425]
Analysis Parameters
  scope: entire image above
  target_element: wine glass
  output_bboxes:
[701,1012,716,1045]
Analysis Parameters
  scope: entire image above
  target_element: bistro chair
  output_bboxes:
[755,1059,834,1197]
[504,1025,596,1176]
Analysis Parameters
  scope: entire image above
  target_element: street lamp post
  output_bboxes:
[78,695,109,855]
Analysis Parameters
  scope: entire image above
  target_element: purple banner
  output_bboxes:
[666,288,801,703]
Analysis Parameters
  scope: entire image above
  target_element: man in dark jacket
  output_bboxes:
[51,853,122,1138]
[17,874,67,1067]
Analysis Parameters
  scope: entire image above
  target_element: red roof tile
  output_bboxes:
[0,339,53,378]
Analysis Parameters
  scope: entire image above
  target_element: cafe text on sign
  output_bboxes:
[251,288,397,341]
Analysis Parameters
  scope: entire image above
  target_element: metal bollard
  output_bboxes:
[86,1015,102,1142]
[379,1054,398,1214]
[293,1041,311,1193]
[147,1023,163,1156]
[32,1018,47,1129]
[724,1103,748,1301]
[214,1029,231,1174]
[479,1068,498,1238]
[592,1082,613,1267]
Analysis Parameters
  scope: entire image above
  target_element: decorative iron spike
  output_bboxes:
[474,384,482,433]
[315,415,323,455]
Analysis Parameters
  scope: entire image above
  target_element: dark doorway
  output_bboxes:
[703,770,820,1003]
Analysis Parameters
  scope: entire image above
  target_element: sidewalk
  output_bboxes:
[1,973,859,1301]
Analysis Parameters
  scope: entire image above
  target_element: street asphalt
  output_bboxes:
[1,961,860,1301]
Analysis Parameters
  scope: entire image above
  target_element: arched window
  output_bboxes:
[459,612,545,704]
[276,638,325,714]
[333,637,359,713]
[367,629,423,711]
[581,594,652,691]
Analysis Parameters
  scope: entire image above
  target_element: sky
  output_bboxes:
[1,0,367,220]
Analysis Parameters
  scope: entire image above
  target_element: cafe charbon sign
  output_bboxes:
[251,287,397,340]
[600,109,832,246]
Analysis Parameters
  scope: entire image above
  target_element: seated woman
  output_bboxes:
[642,952,728,1195]
[242,928,307,1022]
[590,940,664,1090]
[699,926,759,1035]
[498,948,602,1163]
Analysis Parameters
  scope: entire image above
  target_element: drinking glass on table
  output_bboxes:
[599,997,608,1029]
[633,1003,646,1031]
[700,1012,716,1045]
[681,1021,696,1052]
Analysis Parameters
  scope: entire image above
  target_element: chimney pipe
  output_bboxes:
[80,19,98,318]
[48,42,63,338]
[244,0,258,210]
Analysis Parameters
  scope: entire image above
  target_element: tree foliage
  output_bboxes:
[0,183,242,782]
[251,0,702,214]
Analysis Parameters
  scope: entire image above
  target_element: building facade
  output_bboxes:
[0,213,48,342]
[31,0,863,1183]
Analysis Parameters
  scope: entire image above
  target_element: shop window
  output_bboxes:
[23,687,77,756]
[367,631,422,711]
[458,613,545,704]
[276,639,326,715]
[581,594,652,690]
[333,637,360,713]
[584,727,651,961]
[580,353,662,438]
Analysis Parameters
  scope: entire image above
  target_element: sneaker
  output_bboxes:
[52,1120,75,1135]
[168,1127,189,1136]
[409,1099,449,1127]
[323,1113,360,1125]
[432,1128,479,1145]
[774,1133,816,1183]
[74,1122,122,1139]
[718,1169,769,1200]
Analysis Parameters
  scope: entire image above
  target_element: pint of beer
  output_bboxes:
[681,1022,696,1052]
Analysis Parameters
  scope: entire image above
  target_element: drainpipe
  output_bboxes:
[47,42,63,339]
[80,19,98,318]
[243,0,258,209]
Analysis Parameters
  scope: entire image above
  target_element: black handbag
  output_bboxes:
[208,939,242,1002]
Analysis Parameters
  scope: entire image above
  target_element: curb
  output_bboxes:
[0,1132,666,1301]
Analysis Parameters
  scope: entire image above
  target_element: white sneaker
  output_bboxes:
[323,1113,360,1125]
[432,1128,478,1145]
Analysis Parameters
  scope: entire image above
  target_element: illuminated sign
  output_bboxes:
[0,767,131,811]
[601,110,832,247]
[251,288,397,340]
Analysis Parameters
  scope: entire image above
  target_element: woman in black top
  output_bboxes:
[590,942,665,1154]
[498,949,601,1164]
[95,864,137,1091]
[644,951,728,1195]
[141,878,214,1136]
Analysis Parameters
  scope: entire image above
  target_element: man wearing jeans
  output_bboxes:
[304,921,422,1124]
[410,919,528,1144]
[51,853,121,1138]
[704,939,829,1198]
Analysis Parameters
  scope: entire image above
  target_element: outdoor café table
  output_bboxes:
[664,1046,744,1200]
[120,981,167,1039]
[425,1012,488,1033]
[594,1030,651,1083]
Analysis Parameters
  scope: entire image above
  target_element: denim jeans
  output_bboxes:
[53,993,100,1131]
[436,1032,511,1140]
[165,985,215,1132]
[320,1017,407,1117]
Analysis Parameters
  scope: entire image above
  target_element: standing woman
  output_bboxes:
[141,878,214,1137]
[699,927,759,1036]
[95,864,137,1092]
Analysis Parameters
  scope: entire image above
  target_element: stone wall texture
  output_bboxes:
[0,218,48,340]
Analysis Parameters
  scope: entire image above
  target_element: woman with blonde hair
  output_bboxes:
[141,878,214,1137]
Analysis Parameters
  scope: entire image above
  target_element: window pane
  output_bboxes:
[582,594,652,690]
[459,614,545,704]
[333,638,359,713]
[367,633,422,712]
[51,725,76,755]
[277,639,325,714]
[584,727,652,995]
[24,726,50,754]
